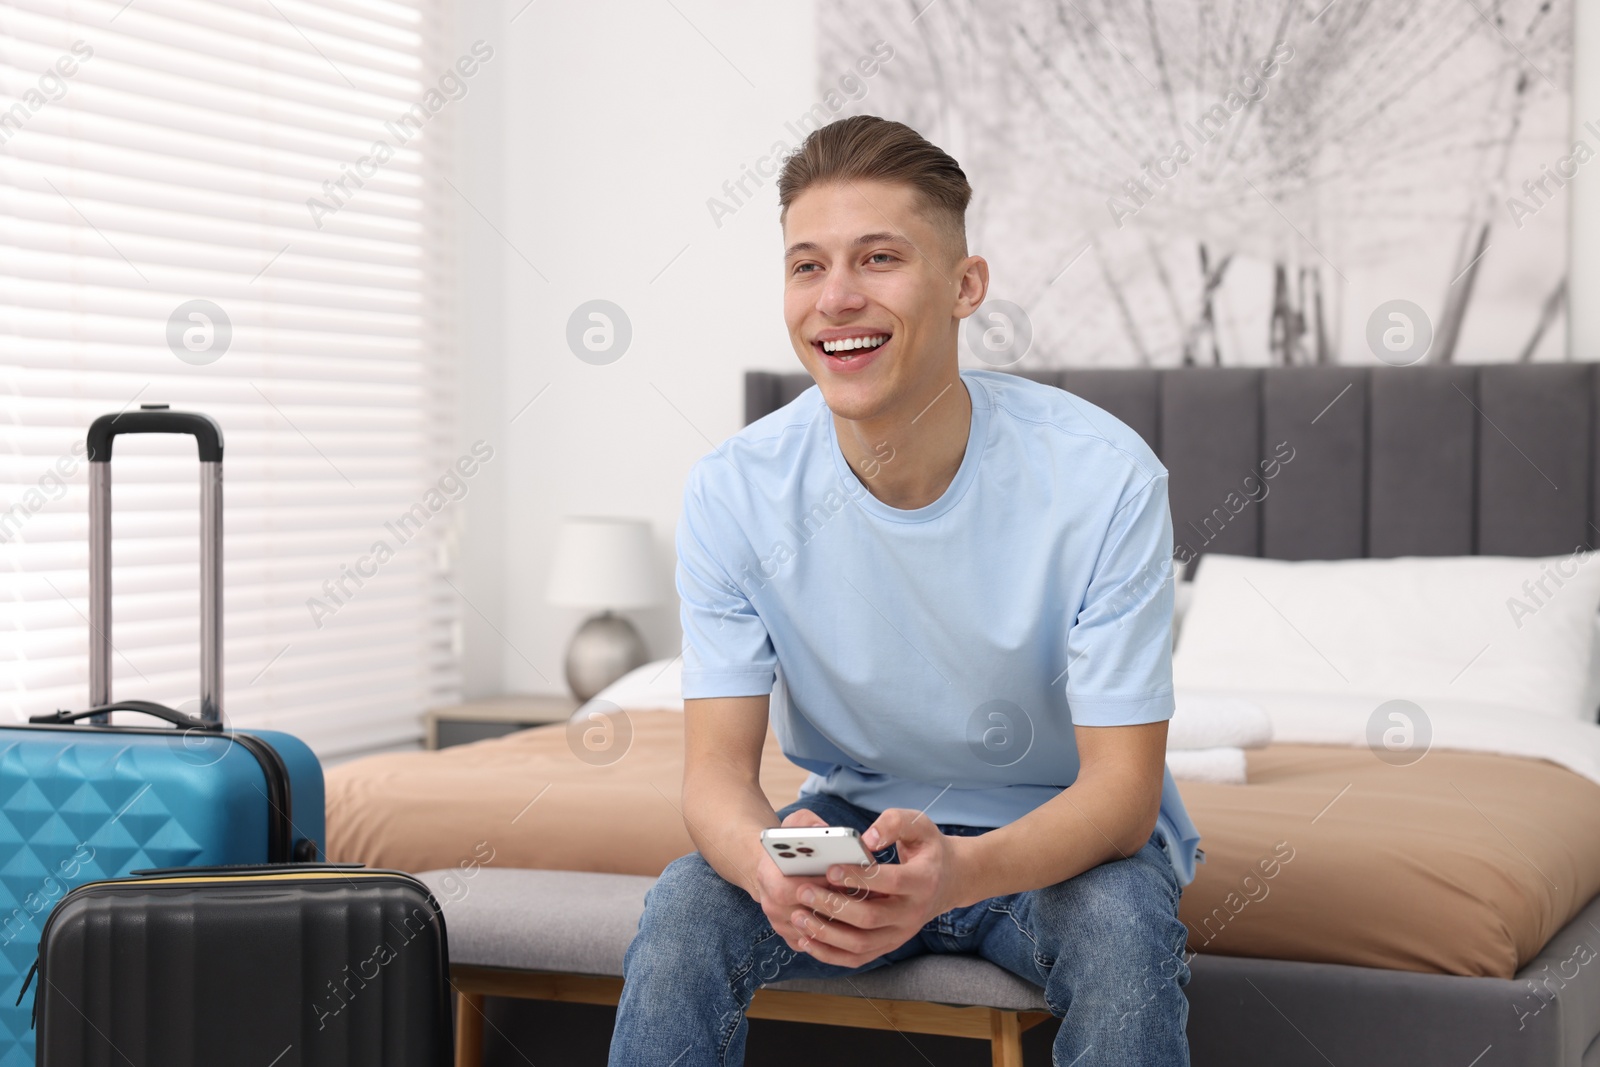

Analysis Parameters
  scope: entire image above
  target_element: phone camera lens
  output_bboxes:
[779,851,796,858]
[796,847,814,854]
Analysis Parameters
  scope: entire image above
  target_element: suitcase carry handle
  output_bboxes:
[30,700,217,732]
[85,406,224,725]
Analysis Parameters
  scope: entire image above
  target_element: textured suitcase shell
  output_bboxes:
[33,867,451,1066]
[0,725,325,1065]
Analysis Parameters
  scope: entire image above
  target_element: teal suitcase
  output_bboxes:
[0,408,325,1064]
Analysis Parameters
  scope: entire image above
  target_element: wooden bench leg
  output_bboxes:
[455,991,486,1067]
[990,1009,1023,1067]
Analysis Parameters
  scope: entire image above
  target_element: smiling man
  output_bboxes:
[609,115,1200,1067]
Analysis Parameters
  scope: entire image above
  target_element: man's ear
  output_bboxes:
[953,254,990,320]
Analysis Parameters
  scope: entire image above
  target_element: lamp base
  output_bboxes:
[565,611,648,703]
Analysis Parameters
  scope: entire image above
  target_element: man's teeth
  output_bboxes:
[822,335,888,354]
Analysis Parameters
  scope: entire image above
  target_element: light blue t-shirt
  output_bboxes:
[675,368,1203,886]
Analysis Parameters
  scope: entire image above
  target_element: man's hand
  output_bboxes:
[780,808,971,969]
[751,809,837,951]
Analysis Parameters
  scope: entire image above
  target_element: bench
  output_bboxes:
[417,868,1054,1067]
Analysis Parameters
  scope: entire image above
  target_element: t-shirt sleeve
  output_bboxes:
[676,465,779,700]
[1063,471,1176,726]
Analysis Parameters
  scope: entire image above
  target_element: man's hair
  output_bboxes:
[777,115,972,262]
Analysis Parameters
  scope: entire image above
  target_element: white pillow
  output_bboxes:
[1172,553,1600,722]
[1226,689,1600,786]
[574,656,685,718]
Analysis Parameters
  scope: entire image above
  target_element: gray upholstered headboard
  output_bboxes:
[745,364,1599,577]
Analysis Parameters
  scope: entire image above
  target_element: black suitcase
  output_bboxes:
[28,864,453,1066]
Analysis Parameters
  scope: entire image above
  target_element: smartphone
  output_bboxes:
[760,826,876,878]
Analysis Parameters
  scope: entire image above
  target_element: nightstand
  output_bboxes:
[424,694,580,750]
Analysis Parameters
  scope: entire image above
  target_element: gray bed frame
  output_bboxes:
[745,363,1600,1067]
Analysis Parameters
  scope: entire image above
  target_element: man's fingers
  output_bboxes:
[797,884,894,929]
[862,807,936,851]
[795,932,870,969]
[761,874,830,918]
[780,808,828,829]
[763,900,811,949]
[826,860,902,898]
[793,909,876,957]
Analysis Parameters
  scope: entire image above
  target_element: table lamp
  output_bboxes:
[545,516,662,701]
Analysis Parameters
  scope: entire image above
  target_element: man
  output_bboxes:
[609,114,1200,1066]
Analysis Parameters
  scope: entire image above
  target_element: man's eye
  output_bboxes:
[868,252,896,264]
[793,262,819,275]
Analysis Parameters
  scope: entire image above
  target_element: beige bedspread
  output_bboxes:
[326,711,1600,978]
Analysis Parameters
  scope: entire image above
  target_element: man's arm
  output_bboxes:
[682,694,835,951]
[681,694,776,897]
[939,717,1168,905]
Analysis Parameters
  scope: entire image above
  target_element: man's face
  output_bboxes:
[782,180,977,422]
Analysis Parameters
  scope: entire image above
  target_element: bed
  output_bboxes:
[330,361,1600,1065]
[331,712,1600,979]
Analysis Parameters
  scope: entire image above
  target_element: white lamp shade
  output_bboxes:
[545,516,663,610]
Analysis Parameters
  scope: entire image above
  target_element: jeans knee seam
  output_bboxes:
[738,928,793,988]
[988,902,1036,946]
[719,930,789,1064]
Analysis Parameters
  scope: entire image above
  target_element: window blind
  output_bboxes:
[0,0,462,758]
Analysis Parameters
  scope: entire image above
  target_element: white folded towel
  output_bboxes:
[1167,693,1272,751]
[1167,746,1248,784]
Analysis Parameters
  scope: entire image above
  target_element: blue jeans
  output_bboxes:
[608,792,1191,1066]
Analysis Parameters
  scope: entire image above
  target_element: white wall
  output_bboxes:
[453,0,1600,700]
[1571,0,1599,359]
[454,0,819,697]
[453,0,509,699]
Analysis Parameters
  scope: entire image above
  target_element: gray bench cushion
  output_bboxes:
[772,955,1048,1012]
[418,868,1050,1012]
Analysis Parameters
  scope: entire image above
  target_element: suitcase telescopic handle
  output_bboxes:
[85,407,225,726]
